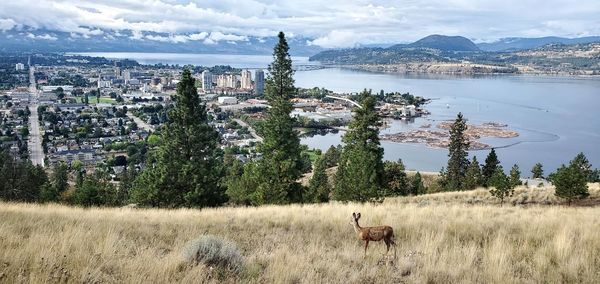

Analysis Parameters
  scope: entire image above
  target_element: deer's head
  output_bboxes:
[350,212,361,226]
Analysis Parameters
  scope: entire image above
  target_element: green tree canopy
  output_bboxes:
[531,163,544,179]
[441,112,470,191]
[333,90,384,202]
[482,148,500,186]
[132,69,225,208]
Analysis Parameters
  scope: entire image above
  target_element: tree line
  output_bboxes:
[1,32,597,208]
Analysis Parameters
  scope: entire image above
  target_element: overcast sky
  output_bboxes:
[1,0,599,47]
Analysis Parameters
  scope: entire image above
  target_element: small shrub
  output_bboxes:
[182,235,243,273]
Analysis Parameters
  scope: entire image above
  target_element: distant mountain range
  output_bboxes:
[1,27,599,58]
[0,28,324,56]
[478,36,600,51]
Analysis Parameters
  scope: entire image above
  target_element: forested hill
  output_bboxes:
[308,34,600,73]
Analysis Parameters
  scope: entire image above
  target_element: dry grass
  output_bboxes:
[1,184,600,283]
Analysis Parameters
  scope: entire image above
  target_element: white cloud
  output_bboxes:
[308,30,361,48]
[0,18,17,31]
[0,0,599,47]
[26,32,57,40]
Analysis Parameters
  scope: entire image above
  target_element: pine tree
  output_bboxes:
[409,172,426,195]
[489,167,513,206]
[227,32,304,205]
[333,90,384,202]
[442,112,470,191]
[509,164,522,188]
[570,152,596,182]
[132,69,225,208]
[383,160,409,196]
[306,155,331,203]
[40,162,69,202]
[482,148,500,186]
[531,163,544,179]
[550,155,590,205]
[463,156,483,190]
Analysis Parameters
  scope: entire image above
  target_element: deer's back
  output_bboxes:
[360,226,394,241]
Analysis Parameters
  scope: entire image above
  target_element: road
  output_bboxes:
[234,119,263,142]
[28,104,45,166]
[126,113,155,132]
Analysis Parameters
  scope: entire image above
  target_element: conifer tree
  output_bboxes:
[132,69,225,207]
[531,163,544,179]
[410,172,426,195]
[442,112,470,191]
[489,167,513,206]
[464,156,483,190]
[550,154,590,205]
[383,160,409,196]
[509,164,522,188]
[227,32,304,205]
[482,148,500,186]
[333,90,384,202]
[306,155,331,203]
[570,152,596,182]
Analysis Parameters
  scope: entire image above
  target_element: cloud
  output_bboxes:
[0,0,599,47]
[26,33,57,40]
[144,32,208,43]
[308,30,361,48]
[0,18,17,31]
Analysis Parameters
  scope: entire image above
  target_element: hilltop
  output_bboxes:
[391,35,480,52]
[1,183,599,283]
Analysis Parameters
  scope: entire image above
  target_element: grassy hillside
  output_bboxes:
[1,184,599,283]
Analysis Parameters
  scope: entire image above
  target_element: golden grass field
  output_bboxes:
[1,184,599,283]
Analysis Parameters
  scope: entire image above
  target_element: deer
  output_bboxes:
[350,212,396,258]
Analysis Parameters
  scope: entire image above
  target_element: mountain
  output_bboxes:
[477,36,600,51]
[0,28,323,56]
[391,35,480,51]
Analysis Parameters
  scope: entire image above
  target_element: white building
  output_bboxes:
[218,96,238,105]
[216,74,237,88]
[15,63,25,71]
[98,80,112,88]
[202,70,212,91]
[241,70,252,89]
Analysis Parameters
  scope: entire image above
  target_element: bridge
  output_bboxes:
[325,95,362,108]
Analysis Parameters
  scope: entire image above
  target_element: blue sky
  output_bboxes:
[0,0,599,47]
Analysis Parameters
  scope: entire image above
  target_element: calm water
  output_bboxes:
[77,53,600,173]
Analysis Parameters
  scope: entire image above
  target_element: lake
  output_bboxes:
[78,52,600,173]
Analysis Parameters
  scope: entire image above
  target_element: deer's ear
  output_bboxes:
[352,212,356,219]
[357,213,361,219]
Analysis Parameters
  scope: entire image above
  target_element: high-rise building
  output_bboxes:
[202,70,212,91]
[15,63,25,71]
[123,70,131,81]
[115,67,122,77]
[241,69,252,89]
[254,69,265,96]
[216,74,237,88]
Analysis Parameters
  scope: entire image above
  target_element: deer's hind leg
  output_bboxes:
[364,240,369,257]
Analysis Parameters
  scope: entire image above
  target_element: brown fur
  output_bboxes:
[350,212,397,258]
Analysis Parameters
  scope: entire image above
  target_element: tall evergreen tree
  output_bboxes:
[442,112,470,191]
[333,90,385,202]
[227,32,304,205]
[509,164,522,188]
[531,163,544,179]
[132,69,225,207]
[482,148,500,186]
[464,156,483,190]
